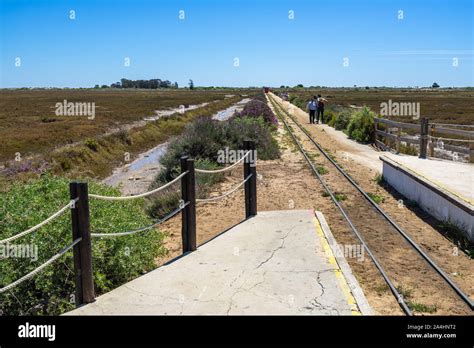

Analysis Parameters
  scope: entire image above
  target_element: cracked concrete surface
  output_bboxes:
[66,210,364,315]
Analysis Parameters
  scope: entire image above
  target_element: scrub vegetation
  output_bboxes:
[147,93,280,217]
[0,175,166,315]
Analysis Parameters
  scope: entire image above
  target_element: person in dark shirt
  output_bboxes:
[316,94,327,124]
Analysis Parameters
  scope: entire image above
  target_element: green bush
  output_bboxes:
[146,159,224,217]
[0,175,165,315]
[149,116,280,218]
[84,138,99,152]
[333,110,354,130]
[325,111,337,126]
[288,96,306,110]
[346,107,375,143]
[160,116,280,175]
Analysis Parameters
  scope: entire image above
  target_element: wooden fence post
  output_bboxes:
[180,156,196,253]
[244,141,257,218]
[470,143,474,164]
[69,181,95,306]
[396,126,401,153]
[429,124,435,158]
[419,118,429,159]
[374,119,378,146]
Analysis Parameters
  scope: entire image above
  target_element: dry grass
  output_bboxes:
[281,87,474,125]
[0,88,256,163]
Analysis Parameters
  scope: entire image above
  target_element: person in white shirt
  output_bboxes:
[306,96,318,124]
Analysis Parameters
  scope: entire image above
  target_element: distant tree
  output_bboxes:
[295,84,304,88]
[160,80,172,88]
[280,85,285,88]
[101,85,108,88]
[432,82,440,88]
[116,78,180,89]
[189,79,194,90]
[94,84,100,89]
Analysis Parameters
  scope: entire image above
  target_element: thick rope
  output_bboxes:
[90,202,189,237]
[0,198,78,245]
[89,171,188,201]
[196,174,253,203]
[195,151,251,173]
[0,238,81,294]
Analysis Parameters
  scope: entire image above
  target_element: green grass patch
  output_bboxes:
[407,301,438,314]
[334,192,348,201]
[316,166,329,175]
[367,192,384,204]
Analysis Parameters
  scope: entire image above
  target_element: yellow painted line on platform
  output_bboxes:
[312,211,361,315]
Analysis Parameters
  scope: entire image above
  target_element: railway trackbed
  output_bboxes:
[268,94,473,315]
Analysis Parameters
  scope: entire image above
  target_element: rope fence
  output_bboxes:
[195,151,251,173]
[89,171,188,201]
[196,174,252,203]
[91,202,189,237]
[0,238,82,294]
[0,141,258,309]
[0,198,78,245]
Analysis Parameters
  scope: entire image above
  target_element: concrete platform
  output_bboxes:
[381,155,473,241]
[66,210,371,315]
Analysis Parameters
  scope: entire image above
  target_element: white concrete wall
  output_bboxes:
[383,162,473,243]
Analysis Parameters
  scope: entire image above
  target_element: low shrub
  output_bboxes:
[288,95,307,110]
[115,129,133,145]
[146,159,224,217]
[346,107,375,143]
[234,99,278,125]
[324,111,337,126]
[160,116,280,176]
[399,143,418,156]
[0,175,165,315]
[333,109,354,130]
[84,138,99,152]
[40,117,57,123]
[223,116,280,159]
[150,114,280,218]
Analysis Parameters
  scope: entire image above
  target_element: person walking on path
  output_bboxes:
[316,94,327,124]
[306,96,317,124]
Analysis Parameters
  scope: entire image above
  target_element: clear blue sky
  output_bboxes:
[0,0,472,88]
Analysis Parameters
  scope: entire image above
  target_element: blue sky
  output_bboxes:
[0,0,472,87]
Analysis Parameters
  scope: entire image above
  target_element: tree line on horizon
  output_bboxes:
[95,78,179,89]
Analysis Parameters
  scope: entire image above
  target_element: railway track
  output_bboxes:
[268,94,473,315]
